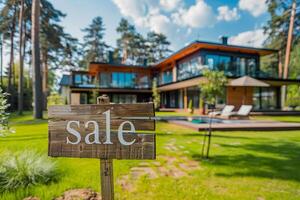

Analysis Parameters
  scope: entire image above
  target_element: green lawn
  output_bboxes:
[252,115,300,123]
[155,111,196,116]
[1,114,300,199]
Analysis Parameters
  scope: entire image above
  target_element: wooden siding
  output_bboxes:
[226,86,253,110]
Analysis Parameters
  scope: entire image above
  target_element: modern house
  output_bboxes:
[59,38,300,111]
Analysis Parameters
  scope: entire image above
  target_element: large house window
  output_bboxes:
[161,69,173,84]
[205,54,231,72]
[112,94,137,103]
[253,87,279,110]
[73,74,95,87]
[204,53,258,77]
[100,73,111,88]
[138,75,150,88]
[100,72,148,89]
[235,57,258,77]
[177,56,204,81]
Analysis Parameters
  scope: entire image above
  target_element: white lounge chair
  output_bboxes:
[227,105,253,119]
[209,105,235,117]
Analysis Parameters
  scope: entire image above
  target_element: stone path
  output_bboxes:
[117,140,201,191]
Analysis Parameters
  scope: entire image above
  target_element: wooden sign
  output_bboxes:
[48,103,156,160]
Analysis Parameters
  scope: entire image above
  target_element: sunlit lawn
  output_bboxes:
[0,113,300,199]
[252,115,300,123]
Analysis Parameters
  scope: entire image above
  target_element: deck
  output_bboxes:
[169,119,300,131]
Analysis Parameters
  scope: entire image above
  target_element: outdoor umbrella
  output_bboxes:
[228,75,270,104]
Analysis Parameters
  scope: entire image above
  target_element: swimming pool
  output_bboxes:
[156,116,249,124]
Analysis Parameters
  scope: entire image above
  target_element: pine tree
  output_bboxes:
[264,0,300,78]
[116,18,137,64]
[0,0,18,107]
[32,0,43,119]
[146,31,171,64]
[82,16,108,66]
[18,0,25,115]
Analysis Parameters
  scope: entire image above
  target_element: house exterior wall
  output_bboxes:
[226,87,253,110]
[60,41,300,111]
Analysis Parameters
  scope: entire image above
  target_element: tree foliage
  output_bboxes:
[115,18,171,65]
[0,87,14,136]
[264,0,300,78]
[199,69,227,105]
[81,16,108,67]
[152,78,160,110]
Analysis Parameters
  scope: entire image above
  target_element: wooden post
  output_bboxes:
[97,95,114,200]
[184,88,187,110]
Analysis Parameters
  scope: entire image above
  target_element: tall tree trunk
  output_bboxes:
[32,0,43,119]
[18,0,25,115]
[0,34,3,87]
[281,0,296,109]
[42,50,48,110]
[8,9,16,109]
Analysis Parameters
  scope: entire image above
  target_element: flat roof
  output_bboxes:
[89,62,149,68]
[155,40,278,68]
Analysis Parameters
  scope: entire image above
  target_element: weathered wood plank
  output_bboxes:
[48,132,155,159]
[49,118,154,131]
[48,118,154,131]
[48,103,155,118]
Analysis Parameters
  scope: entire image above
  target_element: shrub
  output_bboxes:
[0,151,60,192]
[286,86,300,110]
[188,99,194,114]
[0,87,14,137]
[47,93,65,107]
[152,79,160,111]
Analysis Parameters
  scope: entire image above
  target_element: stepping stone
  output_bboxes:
[23,197,40,200]
[152,161,162,167]
[158,166,169,176]
[170,167,188,178]
[55,189,101,200]
[138,162,150,167]
[117,175,134,191]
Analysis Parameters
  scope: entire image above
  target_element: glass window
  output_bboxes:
[74,74,81,84]
[177,56,204,81]
[112,94,137,103]
[187,87,200,109]
[125,73,132,88]
[73,74,95,87]
[100,72,149,89]
[80,93,88,104]
[205,54,231,72]
[161,69,173,84]
[247,58,257,76]
[119,73,125,88]
[112,73,118,87]
[100,73,111,88]
[139,75,150,88]
[253,87,278,110]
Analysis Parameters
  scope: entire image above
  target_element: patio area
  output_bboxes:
[169,118,300,131]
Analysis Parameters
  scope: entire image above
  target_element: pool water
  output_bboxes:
[188,117,223,124]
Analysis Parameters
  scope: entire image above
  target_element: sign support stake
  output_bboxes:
[98,95,114,200]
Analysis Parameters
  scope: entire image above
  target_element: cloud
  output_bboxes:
[172,0,216,28]
[147,14,175,35]
[229,29,267,47]
[217,6,240,21]
[238,0,267,17]
[160,0,182,11]
[113,0,147,18]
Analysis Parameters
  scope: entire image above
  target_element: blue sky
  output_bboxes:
[49,0,270,51]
